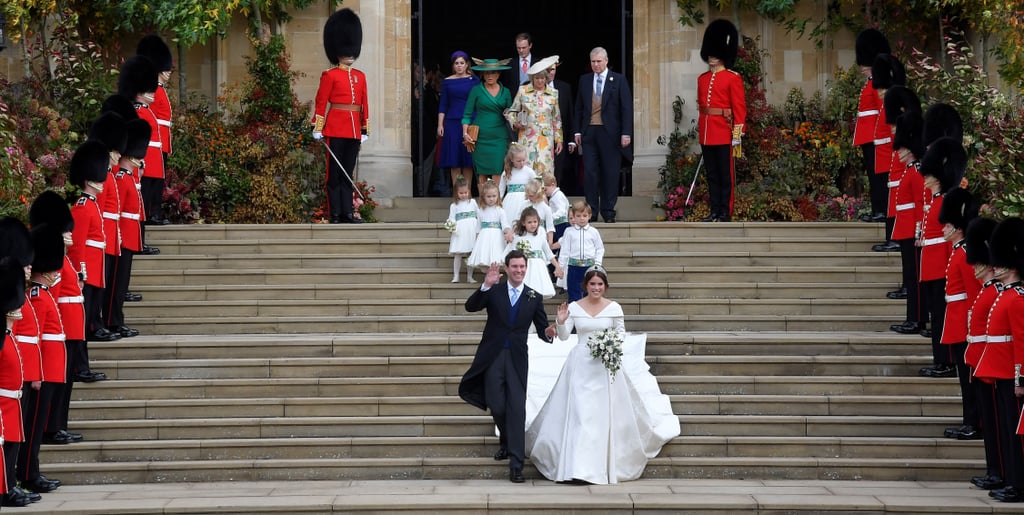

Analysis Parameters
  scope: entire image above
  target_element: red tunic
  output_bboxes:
[872,102,893,174]
[892,163,924,240]
[28,284,67,383]
[311,65,370,139]
[117,166,144,252]
[941,242,981,344]
[853,79,880,146]
[697,68,747,146]
[152,84,173,154]
[68,193,106,289]
[975,281,1023,380]
[919,192,951,282]
[55,256,85,341]
[0,330,25,442]
[12,294,41,382]
[135,102,165,179]
[885,152,901,216]
[966,280,1000,372]
[99,170,122,257]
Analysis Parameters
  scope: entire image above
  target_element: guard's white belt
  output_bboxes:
[57,296,84,304]
[945,293,967,302]
[896,203,915,211]
[874,137,892,145]
[967,335,985,344]
[121,212,141,221]
[86,240,105,249]
[15,336,38,345]
[923,237,946,246]
[887,180,900,188]
[858,110,879,117]
[135,184,142,191]
[0,388,22,400]
[157,119,172,127]
[148,141,162,148]
[988,335,1013,343]
[41,333,64,342]
[103,212,120,220]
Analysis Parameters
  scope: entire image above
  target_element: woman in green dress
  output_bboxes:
[462,58,513,188]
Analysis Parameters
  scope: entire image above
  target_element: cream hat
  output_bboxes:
[526,55,559,76]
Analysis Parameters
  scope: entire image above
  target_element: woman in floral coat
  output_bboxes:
[507,55,563,174]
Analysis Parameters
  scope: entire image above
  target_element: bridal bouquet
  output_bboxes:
[443,218,456,234]
[516,239,532,253]
[586,328,624,382]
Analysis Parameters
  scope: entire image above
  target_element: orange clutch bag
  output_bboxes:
[464,125,480,152]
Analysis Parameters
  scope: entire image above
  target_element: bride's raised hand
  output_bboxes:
[556,302,569,325]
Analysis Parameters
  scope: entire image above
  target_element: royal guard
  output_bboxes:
[916,137,964,378]
[118,55,166,227]
[136,35,173,159]
[697,19,745,223]
[20,223,66,495]
[88,113,127,336]
[923,103,964,150]
[883,87,925,335]
[936,188,981,440]
[964,217,1003,492]
[984,217,1024,502]
[853,28,890,223]
[870,54,905,252]
[102,94,159,257]
[312,8,369,224]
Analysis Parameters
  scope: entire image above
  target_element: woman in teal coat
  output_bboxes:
[462,58,513,187]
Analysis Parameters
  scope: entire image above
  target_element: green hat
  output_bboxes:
[471,58,512,72]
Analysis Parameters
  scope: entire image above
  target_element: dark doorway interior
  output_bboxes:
[411,0,633,197]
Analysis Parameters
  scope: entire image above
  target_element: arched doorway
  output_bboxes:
[411,0,634,197]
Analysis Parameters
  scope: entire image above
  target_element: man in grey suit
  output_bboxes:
[573,47,632,223]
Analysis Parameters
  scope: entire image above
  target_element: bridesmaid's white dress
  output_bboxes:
[525,301,680,484]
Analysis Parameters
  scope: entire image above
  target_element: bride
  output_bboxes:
[527,266,680,484]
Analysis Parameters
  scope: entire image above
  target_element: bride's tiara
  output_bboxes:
[586,264,606,275]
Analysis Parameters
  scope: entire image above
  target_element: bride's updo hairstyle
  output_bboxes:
[583,265,609,289]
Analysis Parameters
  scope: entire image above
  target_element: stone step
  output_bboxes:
[90,332,936,360]
[41,435,979,464]
[68,394,961,422]
[39,455,980,485]
[127,265,902,286]
[122,297,904,319]
[131,251,900,270]
[71,375,958,401]
[90,354,934,381]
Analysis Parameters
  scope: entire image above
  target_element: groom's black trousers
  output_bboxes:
[485,348,526,470]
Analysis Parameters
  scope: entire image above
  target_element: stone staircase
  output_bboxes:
[42,217,983,490]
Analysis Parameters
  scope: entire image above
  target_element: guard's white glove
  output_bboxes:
[313,132,323,141]
[360,134,369,144]
[732,139,741,146]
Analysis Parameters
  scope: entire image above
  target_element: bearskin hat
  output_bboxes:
[923,103,963,147]
[0,217,33,268]
[883,86,920,125]
[855,28,890,67]
[30,223,64,274]
[990,217,1024,272]
[123,119,153,160]
[68,140,111,187]
[323,8,362,64]
[118,55,158,100]
[101,94,139,122]
[88,112,127,155]
[919,137,966,194]
[965,217,998,266]
[893,112,925,159]
[871,54,905,91]
[700,19,740,69]
[136,34,173,72]
[937,188,978,231]
[0,258,25,315]
[29,190,73,235]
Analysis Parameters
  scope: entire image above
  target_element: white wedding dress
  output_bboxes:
[525,301,681,484]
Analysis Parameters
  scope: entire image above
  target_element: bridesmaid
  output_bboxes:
[462,58,513,188]
[438,51,479,190]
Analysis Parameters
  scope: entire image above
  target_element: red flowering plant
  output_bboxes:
[654,96,701,221]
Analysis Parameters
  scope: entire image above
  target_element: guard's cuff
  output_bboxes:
[313,115,325,133]
[732,125,744,140]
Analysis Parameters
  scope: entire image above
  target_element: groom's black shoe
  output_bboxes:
[509,467,525,483]
[493,447,509,460]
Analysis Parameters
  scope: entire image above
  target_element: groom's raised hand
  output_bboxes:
[483,262,501,288]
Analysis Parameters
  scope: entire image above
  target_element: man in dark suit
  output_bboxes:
[502,32,534,93]
[573,47,633,223]
[459,250,551,483]
[549,62,575,192]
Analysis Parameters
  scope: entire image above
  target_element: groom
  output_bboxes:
[459,250,551,483]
